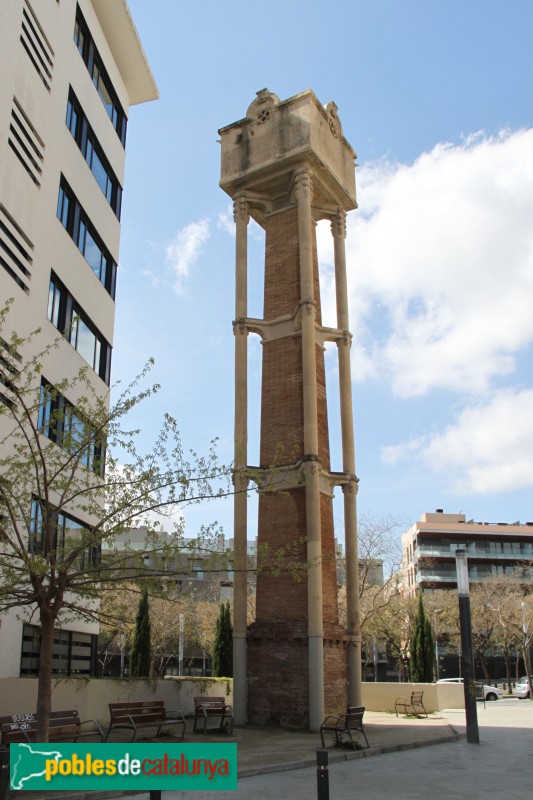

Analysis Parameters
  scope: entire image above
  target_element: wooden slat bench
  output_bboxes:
[394,691,428,718]
[105,701,186,742]
[193,696,233,735]
[0,710,104,744]
[319,706,369,750]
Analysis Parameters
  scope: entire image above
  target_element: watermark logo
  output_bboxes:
[10,743,237,791]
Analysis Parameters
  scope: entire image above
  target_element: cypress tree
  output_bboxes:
[410,594,435,682]
[130,589,151,677]
[212,602,233,677]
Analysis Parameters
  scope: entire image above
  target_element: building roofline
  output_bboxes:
[91,0,159,106]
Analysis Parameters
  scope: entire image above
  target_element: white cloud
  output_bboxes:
[141,268,165,288]
[166,218,210,296]
[382,388,533,494]
[346,129,533,396]
[217,206,234,237]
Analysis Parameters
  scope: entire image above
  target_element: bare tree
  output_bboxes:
[0,308,232,739]
[484,575,533,698]
[337,513,404,676]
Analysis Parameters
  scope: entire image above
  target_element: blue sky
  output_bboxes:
[114,0,533,540]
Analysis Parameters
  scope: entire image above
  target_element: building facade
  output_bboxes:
[0,0,157,678]
[403,511,533,595]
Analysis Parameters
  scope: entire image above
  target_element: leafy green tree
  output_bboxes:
[0,306,231,739]
[129,590,151,677]
[212,601,233,677]
[410,594,435,682]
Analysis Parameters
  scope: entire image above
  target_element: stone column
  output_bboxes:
[332,209,362,705]
[294,169,324,731]
[233,194,249,725]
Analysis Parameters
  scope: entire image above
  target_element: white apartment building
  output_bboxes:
[0,0,157,677]
[403,510,533,595]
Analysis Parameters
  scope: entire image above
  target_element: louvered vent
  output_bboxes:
[8,98,44,186]
[0,205,33,293]
[20,0,54,91]
[0,337,22,409]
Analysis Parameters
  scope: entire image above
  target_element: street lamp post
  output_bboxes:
[521,601,532,699]
[434,612,439,680]
[179,613,184,677]
[455,548,479,744]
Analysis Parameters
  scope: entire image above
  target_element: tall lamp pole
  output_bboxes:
[434,611,440,680]
[521,601,532,699]
[455,548,479,744]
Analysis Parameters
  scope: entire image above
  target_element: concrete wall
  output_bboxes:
[362,682,464,712]
[0,678,232,726]
[0,678,462,725]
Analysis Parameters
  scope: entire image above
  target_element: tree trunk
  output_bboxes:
[503,652,512,694]
[522,644,533,702]
[36,610,55,741]
[479,651,490,684]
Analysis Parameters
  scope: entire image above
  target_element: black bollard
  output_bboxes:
[316,748,329,800]
[149,791,161,800]
[0,747,9,800]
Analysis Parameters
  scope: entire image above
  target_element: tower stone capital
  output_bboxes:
[233,194,250,224]
[293,168,313,204]
[331,208,347,239]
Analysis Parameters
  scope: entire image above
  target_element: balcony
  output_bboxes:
[417,563,532,585]
[416,542,532,560]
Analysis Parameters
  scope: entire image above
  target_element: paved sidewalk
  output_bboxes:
[220,709,460,775]
[14,707,460,800]
[124,698,532,800]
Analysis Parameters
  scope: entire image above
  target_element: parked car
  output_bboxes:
[437,677,503,701]
[513,677,531,699]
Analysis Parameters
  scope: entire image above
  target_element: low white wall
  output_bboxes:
[0,677,232,726]
[362,682,465,712]
[0,678,462,724]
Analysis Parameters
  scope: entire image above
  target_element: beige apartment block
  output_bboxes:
[0,0,157,678]
[402,510,533,596]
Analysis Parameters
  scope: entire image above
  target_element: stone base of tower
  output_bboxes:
[323,635,350,714]
[246,623,348,729]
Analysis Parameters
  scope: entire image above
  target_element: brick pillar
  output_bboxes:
[247,205,347,728]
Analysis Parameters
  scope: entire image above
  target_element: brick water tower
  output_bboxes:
[219,89,361,730]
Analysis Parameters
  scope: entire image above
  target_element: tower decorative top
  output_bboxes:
[219,88,357,216]
[325,101,342,139]
[246,89,280,124]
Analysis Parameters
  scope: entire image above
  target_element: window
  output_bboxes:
[66,90,122,217]
[57,177,117,298]
[73,5,127,146]
[37,378,106,475]
[73,15,85,58]
[21,623,96,676]
[189,559,205,579]
[92,64,117,125]
[47,273,111,383]
[29,498,100,570]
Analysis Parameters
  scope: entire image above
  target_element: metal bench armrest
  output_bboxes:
[166,710,186,723]
[320,715,343,728]
[78,719,105,741]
